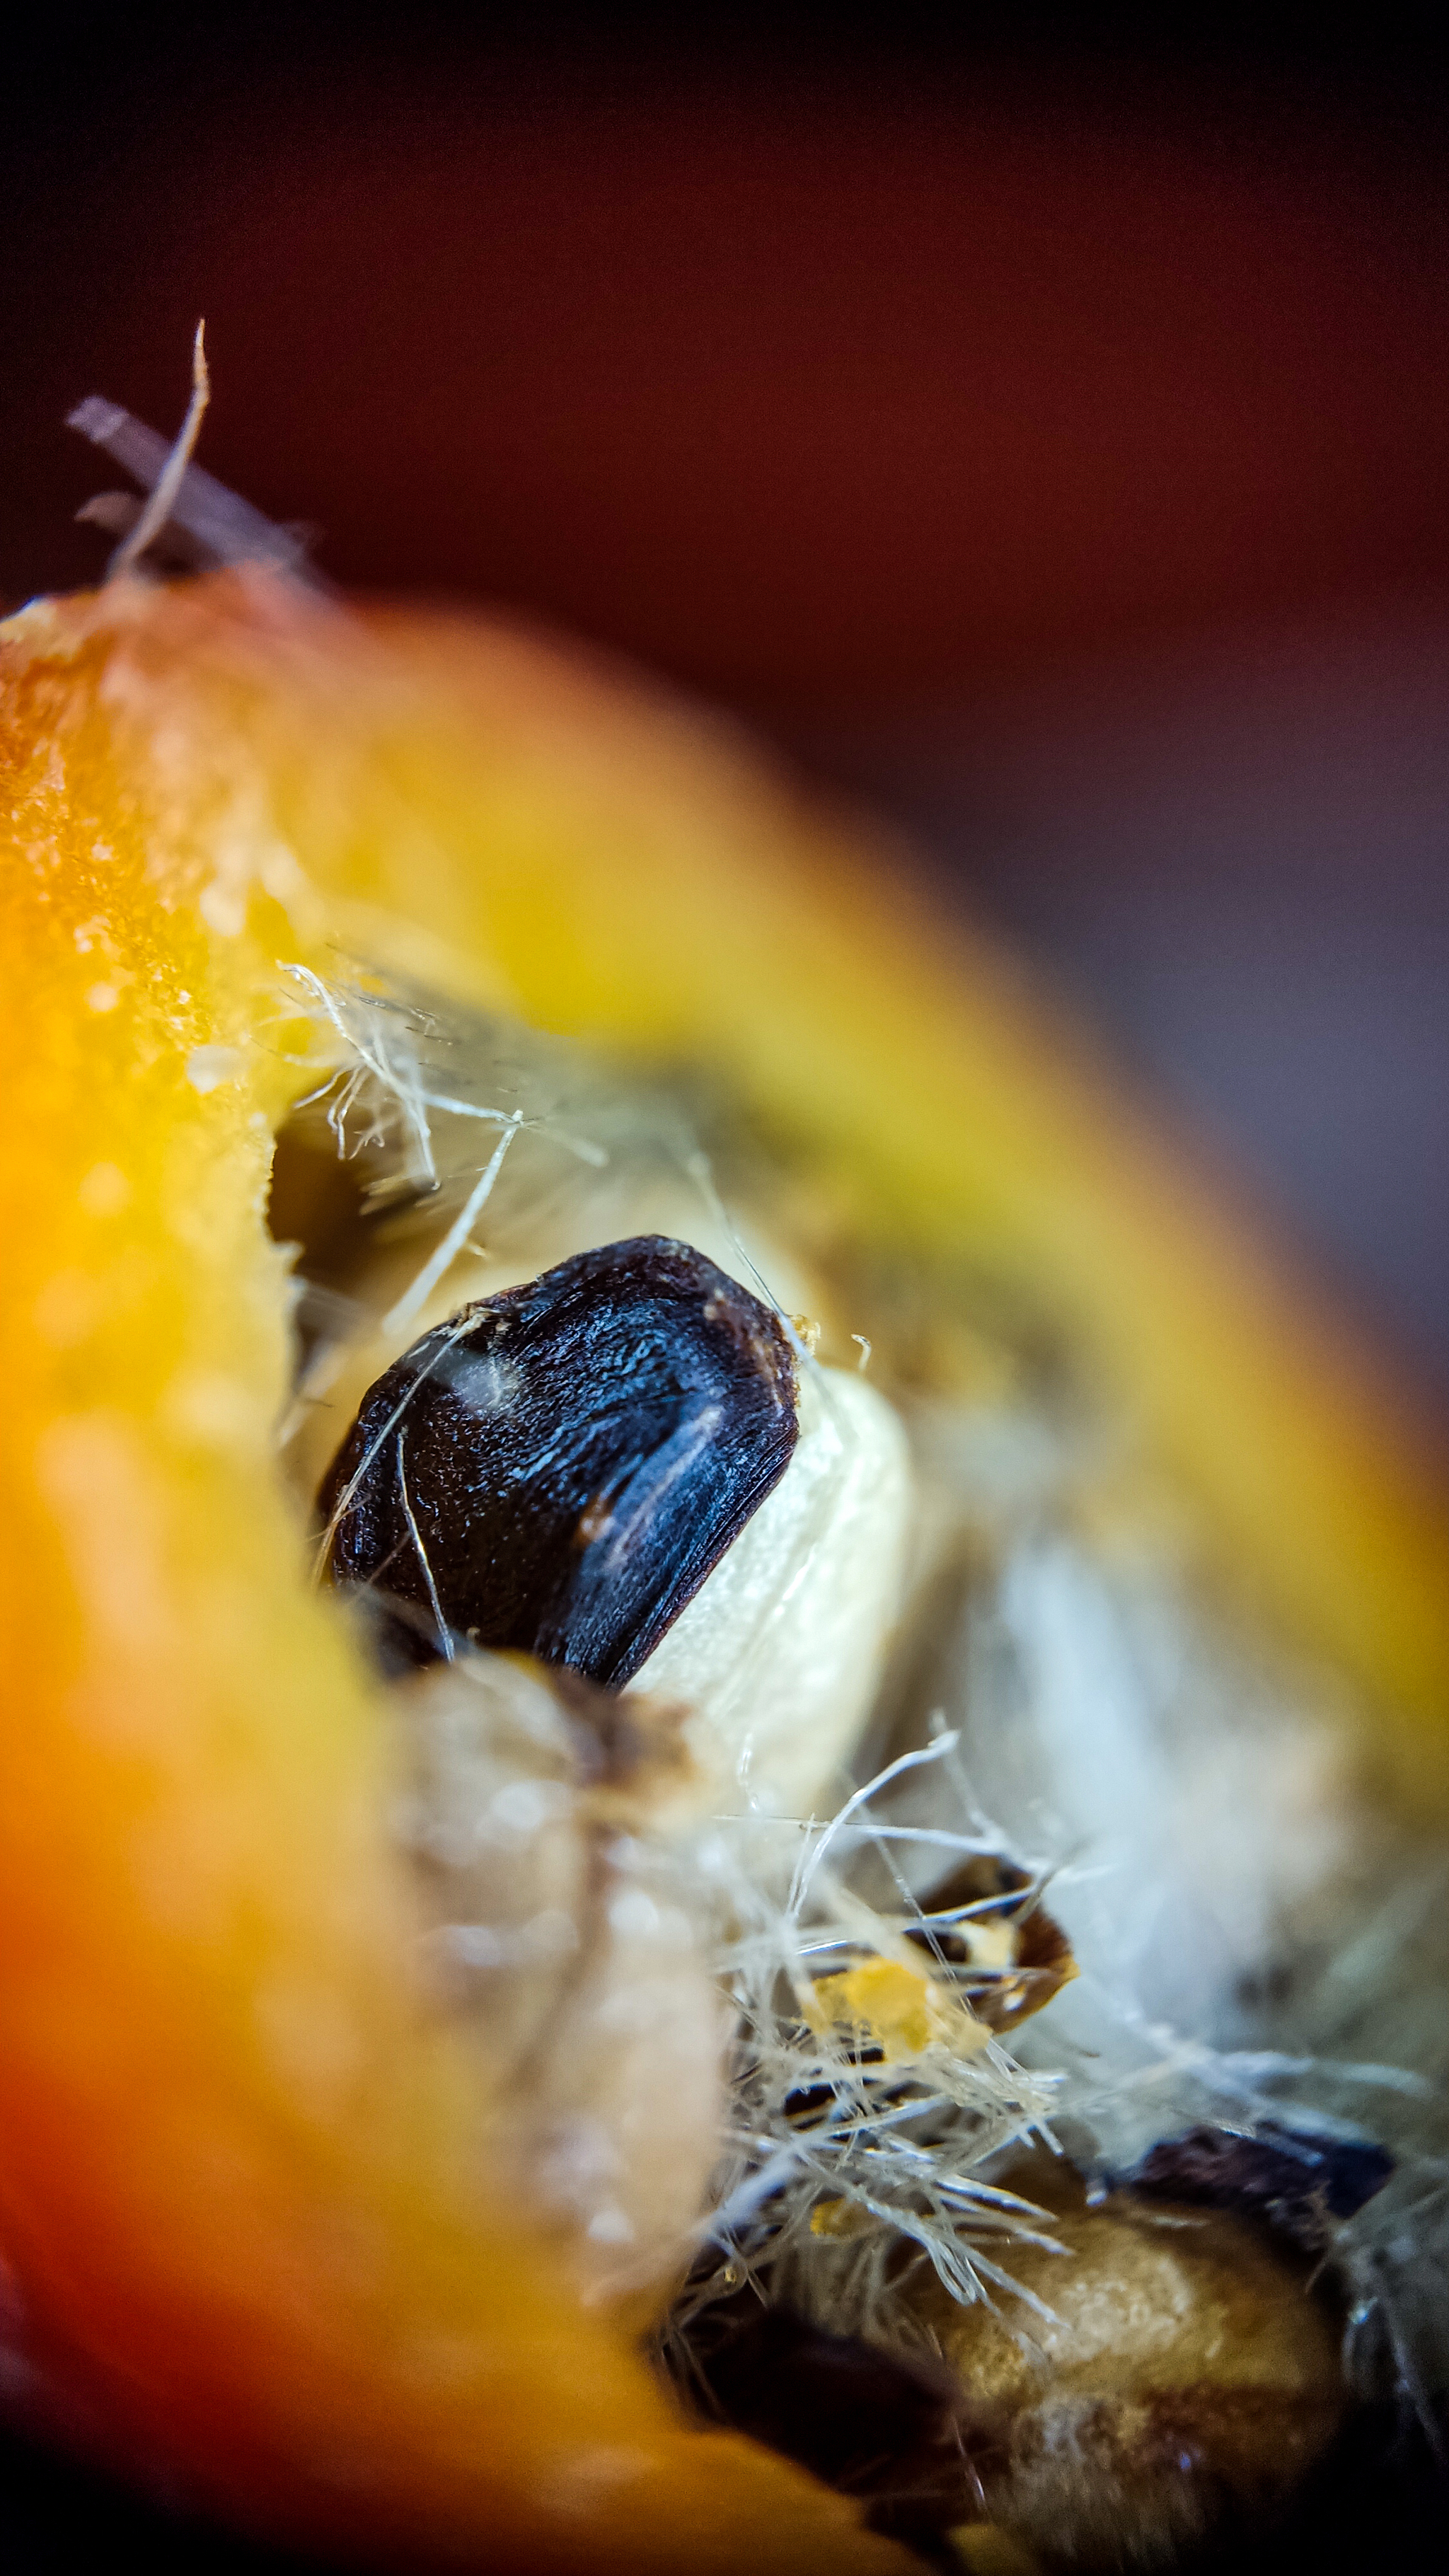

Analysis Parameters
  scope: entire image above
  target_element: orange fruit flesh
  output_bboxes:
[0,570,1445,2565]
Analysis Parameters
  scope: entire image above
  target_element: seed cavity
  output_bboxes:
[318,1235,799,1684]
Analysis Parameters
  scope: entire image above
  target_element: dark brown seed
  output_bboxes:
[317,1236,798,1685]
[1128,2122,1394,2250]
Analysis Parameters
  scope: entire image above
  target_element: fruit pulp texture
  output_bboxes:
[0,580,913,2572]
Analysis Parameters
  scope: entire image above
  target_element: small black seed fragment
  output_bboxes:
[780,2082,839,2128]
[1128,2122,1395,2251]
[318,1236,798,1686]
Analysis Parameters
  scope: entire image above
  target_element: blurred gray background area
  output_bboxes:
[792,601,1449,1399]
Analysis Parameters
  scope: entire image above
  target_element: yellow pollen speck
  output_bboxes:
[805,1955,987,2063]
[809,2195,873,2241]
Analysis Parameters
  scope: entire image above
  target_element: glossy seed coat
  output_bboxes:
[318,1235,799,1683]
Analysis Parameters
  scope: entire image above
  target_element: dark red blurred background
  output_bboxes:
[2,13,1446,1393]
[8,23,1449,705]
